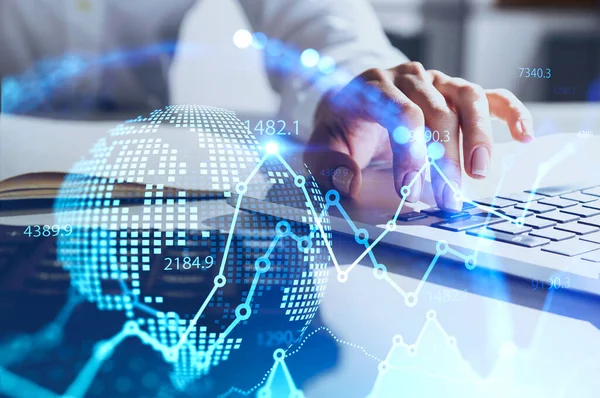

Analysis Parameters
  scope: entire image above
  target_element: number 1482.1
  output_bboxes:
[245,120,299,136]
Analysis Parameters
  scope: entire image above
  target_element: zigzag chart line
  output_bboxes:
[219,309,511,398]
[0,140,576,397]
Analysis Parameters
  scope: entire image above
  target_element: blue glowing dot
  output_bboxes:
[318,56,336,74]
[252,32,267,50]
[428,142,445,160]
[392,126,411,144]
[300,48,320,68]
[232,29,253,49]
[265,142,279,154]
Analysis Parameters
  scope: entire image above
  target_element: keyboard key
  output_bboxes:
[537,211,580,224]
[581,250,600,263]
[515,202,555,214]
[462,202,476,210]
[422,208,470,219]
[487,222,532,235]
[578,214,600,228]
[496,192,545,203]
[432,215,503,232]
[580,231,600,244]
[527,184,582,197]
[555,222,599,235]
[467,228,550,247]
[497,207,534,218]
[395,212,428,222]
[582,186,600,197]
[560,192,597,203]
[421,207,443,215]
[560,206,600,218]
[472,212,500,219]
[582,201,600,210]
[541,239,600,257]
[473,197,517,208]
[523,217,556,229]
[529,228,576,241]
[538,197,577,208]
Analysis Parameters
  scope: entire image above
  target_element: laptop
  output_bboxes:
[234,132,600,297]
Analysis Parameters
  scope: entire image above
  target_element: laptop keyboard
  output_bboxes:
[397,182,600,262]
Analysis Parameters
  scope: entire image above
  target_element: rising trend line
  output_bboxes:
[0,135,567,397]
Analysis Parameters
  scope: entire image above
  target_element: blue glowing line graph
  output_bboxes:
[0,28,585,398]
[219,309,512,398]
[0,139,571,398]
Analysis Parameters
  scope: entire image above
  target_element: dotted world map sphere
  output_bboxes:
[54,105,332,392]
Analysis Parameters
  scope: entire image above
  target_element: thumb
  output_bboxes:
[304,119,385,197]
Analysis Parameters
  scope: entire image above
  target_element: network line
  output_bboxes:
[0,148,329,397]
[219,308,508,398]
[0,135,575,397]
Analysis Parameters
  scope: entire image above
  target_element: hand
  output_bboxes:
[304,62,534,211]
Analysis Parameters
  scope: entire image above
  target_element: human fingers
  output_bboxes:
[486,88,534,143]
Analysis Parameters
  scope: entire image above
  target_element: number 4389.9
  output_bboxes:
[24,225,72,237]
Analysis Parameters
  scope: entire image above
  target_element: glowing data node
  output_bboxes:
[426,309,437,321]
[408,344,417,357]
[378,361,390,374]
[214,275,227,288]
[337,271,348,283]
[400,186,410,198]
[258,388,272,398]
[373,264,387,280]
[235,304,252,320]
[235,182,247,194]
[297,236,312,252]
[355,228,369,245]
[386,220,397,231]
[464,256,477,270]
[124,320,139,333]
[232,29,253,49]
[325,189,340,205]
[317,56,336,74]
[427,141,445,160]
[273,348,286,362]
[294,175,306,187]
[265,141,279,154]
[300,48,320,68]
[447,336,457,347]
[255,257,271,273]
[392,126,411,144]
[252,32,267,50]
[392,334,404,346]
[276,220,291,236]
[436,240,448,254]
[404,292,418,307]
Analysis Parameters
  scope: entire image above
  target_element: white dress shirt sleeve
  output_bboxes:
[238,0,409,131]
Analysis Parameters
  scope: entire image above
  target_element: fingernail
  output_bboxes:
[517,119,534,142]
[443,180,462,211]
[402,171,421,202]
[332,166,354,196]
[471,146,490,177]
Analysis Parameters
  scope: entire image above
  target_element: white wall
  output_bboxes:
[169,0,600,114]
[170,0,279,115]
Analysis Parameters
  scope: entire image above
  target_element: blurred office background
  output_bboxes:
[172,0,600,114]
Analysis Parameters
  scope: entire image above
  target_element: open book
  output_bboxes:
[0,114,268,202]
